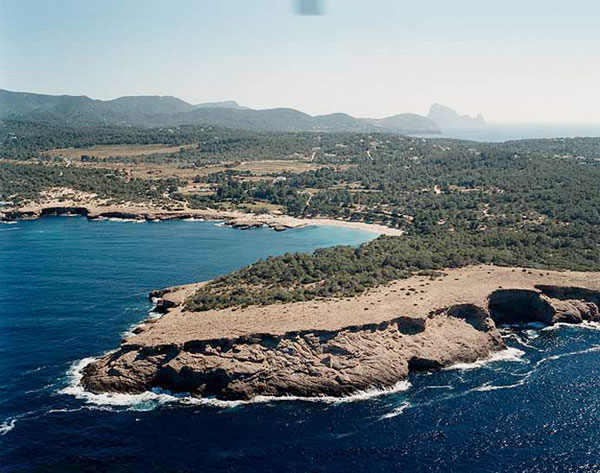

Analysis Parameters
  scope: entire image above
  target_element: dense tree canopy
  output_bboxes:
[2,121,599,310]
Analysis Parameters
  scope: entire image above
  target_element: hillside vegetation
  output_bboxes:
[2,119,599,310]
[0,89,440,134]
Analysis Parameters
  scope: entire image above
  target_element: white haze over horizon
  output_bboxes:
[1,0,599,124]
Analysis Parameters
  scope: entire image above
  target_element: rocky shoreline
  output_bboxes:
[80,266,600,400]
[0,203,403,235]
[0,205,294,231]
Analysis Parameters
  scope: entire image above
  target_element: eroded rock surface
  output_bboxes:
[489,287,600,325]
[82,307,503,400]
[80,266,600,400]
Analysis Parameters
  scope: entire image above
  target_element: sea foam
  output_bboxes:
[60,356,411,410]
[93,216,145,223]
[121,304,163,339]
[542,321,600,332]
[380,401,411,419]
[472,379,529,392]
[0,418,16,436]
[446,347,526,371]
[535,344,600,366]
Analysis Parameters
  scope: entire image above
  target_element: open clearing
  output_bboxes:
[71,160,326,180]
[233,160,327,175]
[4,155,352,183]
[44,143,194,159]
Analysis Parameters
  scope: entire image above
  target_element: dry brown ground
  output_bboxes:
[130,265,600,347]
[1,158,212,180]
[43,144,193,159]
[19,157,346,181]
[233,160,340,175]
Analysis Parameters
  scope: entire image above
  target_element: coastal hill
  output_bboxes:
[0,89,443,134]
[361,113,443,134]
[194,100,249,110]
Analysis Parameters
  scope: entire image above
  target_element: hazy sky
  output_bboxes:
[1,0,599,122]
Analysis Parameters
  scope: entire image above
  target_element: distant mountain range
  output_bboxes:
[0,89,484,135]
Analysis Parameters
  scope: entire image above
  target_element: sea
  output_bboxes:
[420,122,600,142]
[2,217,600,472]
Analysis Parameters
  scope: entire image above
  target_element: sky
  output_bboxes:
[1,0,599,123]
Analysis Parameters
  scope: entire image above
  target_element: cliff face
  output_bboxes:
[80,267,600,401]
[82,307,503,400]
[489,287,600,325]
[0,205,297,229]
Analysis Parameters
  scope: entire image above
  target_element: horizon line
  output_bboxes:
[3,87,600,125]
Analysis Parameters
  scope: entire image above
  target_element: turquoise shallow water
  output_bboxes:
[2,217,600,472]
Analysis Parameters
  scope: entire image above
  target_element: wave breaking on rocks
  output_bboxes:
[78,266,600,401]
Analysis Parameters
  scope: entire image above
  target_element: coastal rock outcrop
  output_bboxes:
[0,204,301,231]
[79,266,600,401]
[488,287,600,325]
[82,307,504,399]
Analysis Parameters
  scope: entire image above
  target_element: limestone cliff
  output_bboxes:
[80,266,600,400]
[82,308,502,399]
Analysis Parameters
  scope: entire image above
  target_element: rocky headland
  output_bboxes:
[81,266,600,400]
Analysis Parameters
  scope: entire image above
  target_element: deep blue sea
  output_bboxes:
[3,217,600,472]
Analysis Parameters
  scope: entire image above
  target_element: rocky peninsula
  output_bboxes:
[81,266,600,400]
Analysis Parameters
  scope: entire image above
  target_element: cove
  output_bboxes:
[3,217,600,472]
